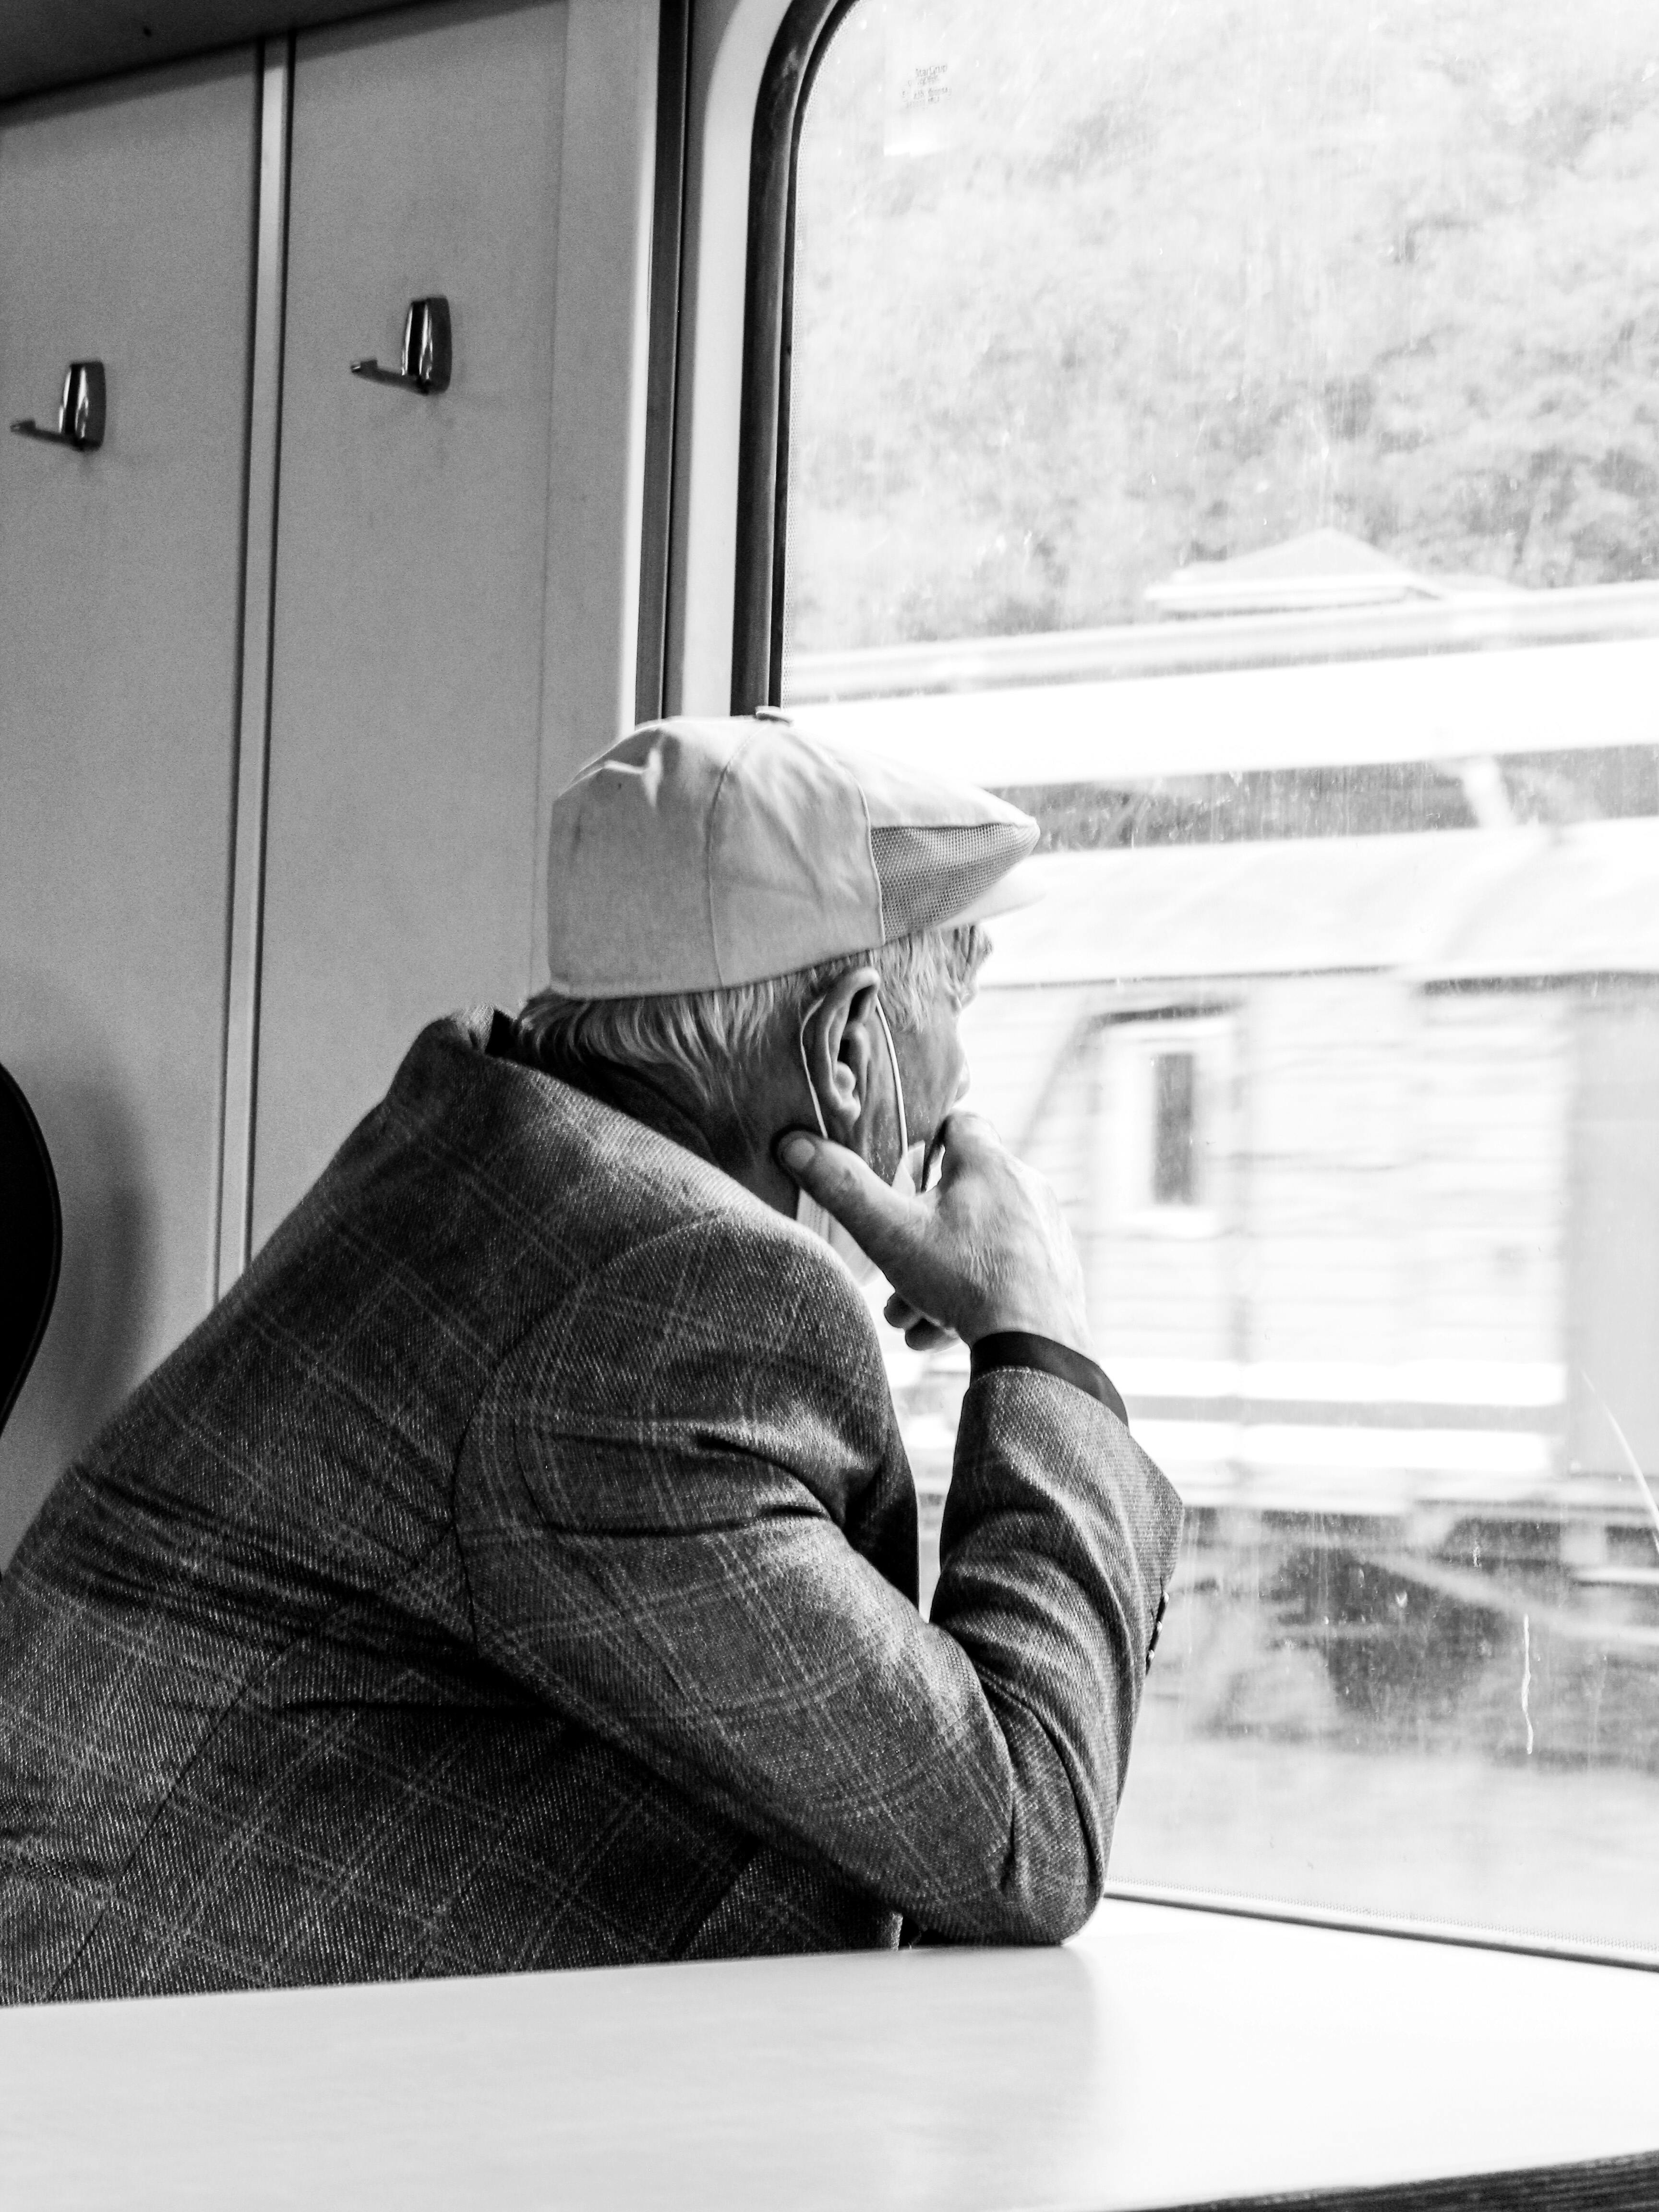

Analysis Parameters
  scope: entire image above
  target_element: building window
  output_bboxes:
[1151,1053,1197,1208]
[1097,1015,1232,1234]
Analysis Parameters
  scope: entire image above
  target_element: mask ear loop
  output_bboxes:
[870,995,909,1163]
[791,994,843,1253]
[796,995,830,1139]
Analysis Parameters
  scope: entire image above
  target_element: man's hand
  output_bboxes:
[778,1112,1093,1358]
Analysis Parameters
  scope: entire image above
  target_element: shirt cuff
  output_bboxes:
[969,1332,1128,1428]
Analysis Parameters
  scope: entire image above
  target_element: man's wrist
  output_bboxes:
[969,1332,1128,1427]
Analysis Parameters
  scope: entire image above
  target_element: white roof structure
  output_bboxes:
[977,819,1659,990]
[783,581,1659,709]
[789,634,1659,786]
[1142,527,1511,618]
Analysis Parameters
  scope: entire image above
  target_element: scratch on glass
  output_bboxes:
[1521,1614,1534,1756]
[1579,1368,1659,1560]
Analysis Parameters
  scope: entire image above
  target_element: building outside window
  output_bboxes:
[1100,1015,1230,1226]
[767,0,1659,1960]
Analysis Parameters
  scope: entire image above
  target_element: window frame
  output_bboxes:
[729,0,853,713]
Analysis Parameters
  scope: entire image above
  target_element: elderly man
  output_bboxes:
[0,717,1180,2002]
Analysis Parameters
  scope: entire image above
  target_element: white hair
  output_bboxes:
[517,924,988,1121]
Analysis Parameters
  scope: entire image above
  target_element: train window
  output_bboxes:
[767,0,1659,1958]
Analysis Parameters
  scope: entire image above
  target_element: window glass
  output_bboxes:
[781,0,1659,1958]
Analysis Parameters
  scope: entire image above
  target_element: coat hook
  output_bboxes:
[10,361,105,451]
[351,297,451,395]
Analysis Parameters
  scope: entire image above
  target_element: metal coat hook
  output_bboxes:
[10,361,105,450]
[351,297,451,395]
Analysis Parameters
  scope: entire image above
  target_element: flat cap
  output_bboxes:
[545,715,1038,997]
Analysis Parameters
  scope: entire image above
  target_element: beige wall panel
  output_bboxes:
[252,0,566,1245]
[0,56,257,1560]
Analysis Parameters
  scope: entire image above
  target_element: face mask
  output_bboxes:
[794,992,915,1287]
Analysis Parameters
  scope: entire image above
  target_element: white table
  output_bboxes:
[4,1898,1657,2209]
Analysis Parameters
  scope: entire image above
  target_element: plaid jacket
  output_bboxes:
[0,1010,1181,2002]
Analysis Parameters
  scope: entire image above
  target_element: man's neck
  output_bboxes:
[505,1028,800,1219]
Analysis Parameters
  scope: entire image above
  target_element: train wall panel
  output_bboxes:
[0,54,258,1561]
[251,0,570,1244]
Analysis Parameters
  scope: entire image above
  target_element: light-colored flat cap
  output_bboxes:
[545,715,1039,996]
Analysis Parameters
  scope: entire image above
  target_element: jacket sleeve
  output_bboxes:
[454,1211,1184,1945]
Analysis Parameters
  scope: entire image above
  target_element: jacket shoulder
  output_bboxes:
[475,1202,901,1526]
[554,1200,889,1405]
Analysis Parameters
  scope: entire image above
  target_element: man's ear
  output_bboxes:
[802,966,880,1145]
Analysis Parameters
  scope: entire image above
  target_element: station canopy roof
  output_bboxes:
[976,818,1659,989]
[1141,528,1514,618]
[790,630,1659,787]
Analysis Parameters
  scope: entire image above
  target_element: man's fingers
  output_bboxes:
[931,1109,1003,1180]
[777,1130,922,1262]
[885,1290,952,1343]
[787,1107,1088,1356]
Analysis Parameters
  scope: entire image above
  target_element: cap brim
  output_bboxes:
[944,858,1046,929]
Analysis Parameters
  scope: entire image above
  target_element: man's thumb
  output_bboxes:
[776,1130,914,1256]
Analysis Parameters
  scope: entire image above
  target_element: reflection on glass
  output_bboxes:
[782,0,1659,1957]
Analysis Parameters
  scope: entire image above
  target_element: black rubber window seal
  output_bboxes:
[731,0,857,715]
